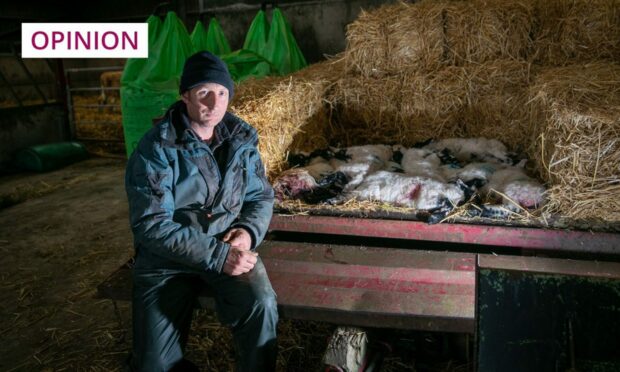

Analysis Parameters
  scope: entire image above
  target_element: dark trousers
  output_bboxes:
[130,258,278,372]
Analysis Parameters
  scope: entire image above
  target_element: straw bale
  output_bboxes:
[328,66,467,147]
[327,74,404,146]
[444,0,534,65]
[532,0,620,65]
[344,1,445,77]
[99,71,122,104]
[529,62,620,220]
[462,60,533,152]
[72,95,123,140]
[385,1,446,73]
[397,66,467,143]
[231,58,344,179]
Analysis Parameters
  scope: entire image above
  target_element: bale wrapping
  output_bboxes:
[530,62,620,221]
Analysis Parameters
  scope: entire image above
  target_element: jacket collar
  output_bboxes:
[159,100,258,149]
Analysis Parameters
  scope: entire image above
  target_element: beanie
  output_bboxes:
[179,51,234,98]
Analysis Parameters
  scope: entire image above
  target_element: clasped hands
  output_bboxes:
[222,227,257,276]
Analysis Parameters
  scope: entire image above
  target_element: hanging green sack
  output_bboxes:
[134,11,194,91]
[243,10,269,57]
[264,8,307,75]
[121,15,162,86]
[221,49,273,82]
[206,17,232,56]
[190,20,210,53]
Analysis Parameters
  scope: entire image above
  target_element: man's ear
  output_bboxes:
[180,91,189,104]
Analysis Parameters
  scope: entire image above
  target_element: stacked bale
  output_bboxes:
[529,63,620,221]
[232,0,620,222]
[462,60,533,153]
[532,0,620,65]
[444,0,534,65]
[231,58,343,179]
[344,2,445,77]
[327,74,403,146]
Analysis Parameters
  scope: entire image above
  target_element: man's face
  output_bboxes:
[181,82,229,128]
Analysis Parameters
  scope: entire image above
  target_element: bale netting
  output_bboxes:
[343,1,445,77]
[444,0,534,65]
[532,0,620,65]
[462,60,534,153]
[230,58,344,180]
[530,62,620,221]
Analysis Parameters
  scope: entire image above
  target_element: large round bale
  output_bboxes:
[327,74,403,146]
[230,59,343,179]
[532,0,620,65]
[344,1,445,77]
[444,0,534,65]
[462,60,533,153]
[529,62,620,221]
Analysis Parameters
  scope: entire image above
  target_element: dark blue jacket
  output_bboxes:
[125,101,274,273]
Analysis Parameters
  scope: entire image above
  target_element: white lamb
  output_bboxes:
[348,171,464,210]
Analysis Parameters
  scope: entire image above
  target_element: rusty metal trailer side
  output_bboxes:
[269,214,620,255]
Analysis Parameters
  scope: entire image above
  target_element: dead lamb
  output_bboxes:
[425,137,515,165]
[345,170,465,211]
[328,145,393,192]
[482,167,546,209]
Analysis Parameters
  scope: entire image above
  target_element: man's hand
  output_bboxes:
[222,246,258,276]
[222,227,253,251]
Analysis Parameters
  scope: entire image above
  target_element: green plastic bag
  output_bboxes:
[121,15,162,86]
[205,18,231,56]
[243,10,269,56]
[264,8,307,75]
[221,49,272,82]
[121,87,179,157]
[190,21,209,53]
[133,11,194,91]
[15,142,88,172]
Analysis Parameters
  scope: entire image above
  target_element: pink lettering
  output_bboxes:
[75,31,90,50]
[122,31,138,50]
[51,31,64,50]
[31,31,48,50]
[101,31,118,50]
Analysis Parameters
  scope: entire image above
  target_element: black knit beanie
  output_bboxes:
[179,51,234,98]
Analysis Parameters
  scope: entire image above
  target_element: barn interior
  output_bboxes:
[1,0,620,371]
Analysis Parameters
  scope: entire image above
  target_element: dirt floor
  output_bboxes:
[0,157,467,372]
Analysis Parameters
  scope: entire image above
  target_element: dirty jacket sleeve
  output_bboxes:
[232,148,274,250]
[125,138,230,272]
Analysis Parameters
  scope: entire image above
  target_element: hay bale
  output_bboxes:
[231,58,344,179]
[462,60,533,152]
[532,0,620,65]
[328,66,466,147]
[99,71,122,104]
[344,1,445,77]
[529,62,620,221]
[444,0,534,65]
[327,74,403,146]
[398,66,468,143]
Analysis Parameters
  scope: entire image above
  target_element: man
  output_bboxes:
[125,51,278,372]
